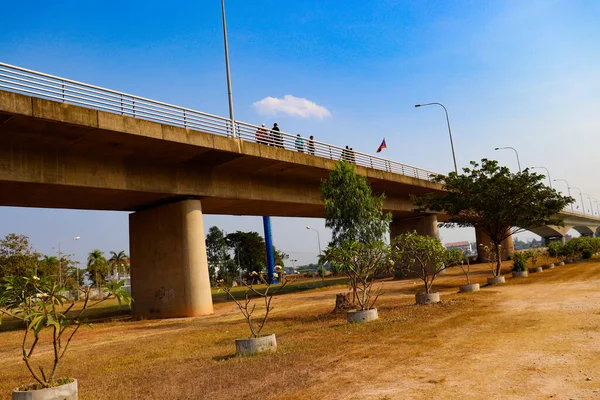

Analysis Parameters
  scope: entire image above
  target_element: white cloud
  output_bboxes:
[253,95,331,119]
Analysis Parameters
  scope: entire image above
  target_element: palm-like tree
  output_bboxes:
[109,250,129,279]
[87,249,108,289]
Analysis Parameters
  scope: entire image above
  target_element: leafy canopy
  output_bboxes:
[321,161,391,246]
[393,232,447,294]
[413,159,573,241]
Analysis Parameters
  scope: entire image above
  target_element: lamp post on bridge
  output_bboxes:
[593,199,600,217]
[569,186,585,215]
[553,179,574,213]
[220,0,236,138]
[494,147,521,173]
[530,166,552,188]
[584,194,594,216]
[414,102,457,174]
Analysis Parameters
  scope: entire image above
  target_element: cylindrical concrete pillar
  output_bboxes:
[129,199,214,319]
[475,228,514,262]
[390,215,439,240]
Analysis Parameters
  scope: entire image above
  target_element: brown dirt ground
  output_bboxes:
[1,259,600,399]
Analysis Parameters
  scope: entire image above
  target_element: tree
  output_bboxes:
[394,232,447,294]
[321,161,394,311]
[413,159,573,276]
[0,275,131,389]
[86,249,109,288]
[108,250,129,278]
[206,226,232,285]
[273,247,289,268]
[225,231,267,275]
[0,233,41,278]
[321,162,391,246]
[323,241,393,311]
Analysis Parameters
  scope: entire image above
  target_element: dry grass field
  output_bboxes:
[1,259,600,399]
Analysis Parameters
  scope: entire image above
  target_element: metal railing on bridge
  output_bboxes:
[0,62,437,182]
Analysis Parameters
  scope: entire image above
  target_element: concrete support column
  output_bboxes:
[390,215,440,278]
[560,235,566,244]
[390,215,439,240]
[475,228,514,262]
[129,199,213,319]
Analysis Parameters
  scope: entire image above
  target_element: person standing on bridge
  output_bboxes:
[295,134,304,153]
[308,135,315,155]
[271,123,283,148]
[256,124,268,145]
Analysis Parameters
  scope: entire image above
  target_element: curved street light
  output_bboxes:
[495,147,521,172]
[570,186,585,215]
[553,179,573,212]
[584,194,594,215]
[593,199,600,217]
[530,166,552,188]
[414,102,457,173]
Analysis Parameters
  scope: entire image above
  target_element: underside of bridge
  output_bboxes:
[2,91,600,318]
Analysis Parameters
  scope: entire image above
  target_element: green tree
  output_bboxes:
[225,231,266,275]
[413,159,573,276]
[321,161,394,311]
[321,162,391,246]
[0,233,41,278]
[108,250,129,278]
[393,232,447,294]
[273,247,289,268]
[86,249,109,287]
[206,226,232,285]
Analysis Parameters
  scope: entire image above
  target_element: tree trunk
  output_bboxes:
[333,293,352,313]
[495,246,502,276]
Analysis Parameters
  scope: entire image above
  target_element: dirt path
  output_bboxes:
[1,261,600,399]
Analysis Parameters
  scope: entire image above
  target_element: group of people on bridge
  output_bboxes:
[255,123,315,155]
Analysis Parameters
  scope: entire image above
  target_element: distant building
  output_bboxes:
[444,241,473,255]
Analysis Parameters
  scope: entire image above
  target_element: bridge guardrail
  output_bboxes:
[0,62,437,182]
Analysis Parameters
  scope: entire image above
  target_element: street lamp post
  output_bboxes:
[414,103,457,173]
[305,226,322,256]
[220,0,236,138]
[495,147,521,172]
[553,179,573,212]
[306,226,323,283]
[530,166,552,188]
[57,236,80,286]
[570,187,585,215]
[584,194,594,215]
[593,199,600,216]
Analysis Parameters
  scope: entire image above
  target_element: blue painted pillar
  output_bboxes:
[263,216,275,283]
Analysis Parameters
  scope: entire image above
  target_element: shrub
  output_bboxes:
[512,252,529,271]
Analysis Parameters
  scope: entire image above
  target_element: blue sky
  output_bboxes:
[1,0,600,265]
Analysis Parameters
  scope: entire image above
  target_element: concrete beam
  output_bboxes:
[129,199,213,319]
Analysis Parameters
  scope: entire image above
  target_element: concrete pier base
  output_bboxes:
[129,199,214,319]
[475,229,514,262]
[390,215,439,240]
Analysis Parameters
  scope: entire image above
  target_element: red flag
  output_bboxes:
[376,138,387,153]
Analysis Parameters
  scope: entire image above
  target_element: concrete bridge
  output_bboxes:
[1,63,598,318]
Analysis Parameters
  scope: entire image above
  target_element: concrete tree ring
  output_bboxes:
[459,283,480,293]
[235,334,277,356]
[512,270,528,278]
[529,267,543,273]
[544,263,555,269]
[415,292,440,304]
[12,379,78,400]
[556,261,565,266]
[487,276,506,285]
[347,308,378,323]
